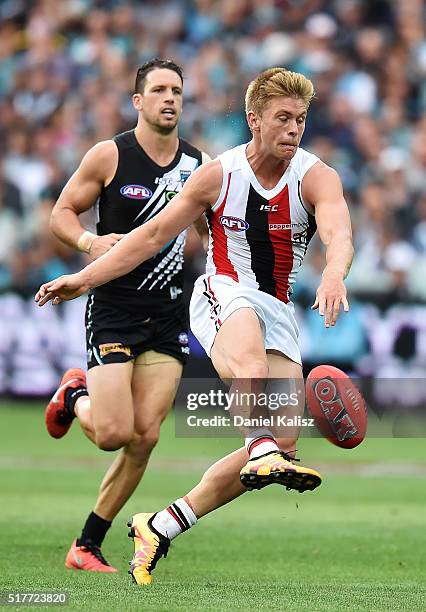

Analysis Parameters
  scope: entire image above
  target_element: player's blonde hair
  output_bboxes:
[245,68,315,115]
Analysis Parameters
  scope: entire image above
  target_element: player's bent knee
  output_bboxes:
[96,427,133,451]
[131,428,160,457]
[231,358,269,380]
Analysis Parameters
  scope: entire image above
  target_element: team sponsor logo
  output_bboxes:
[313,377,358,442]
[154,171,192,186]
[260,204,278,212]
[219,215,249,231]
[293,228,308,244]
[120,184,152,199]
[165,190,177,202]
[155,176,176,185]
[269,222,309,231]
[99,343,132,358]
[178,332,189,346]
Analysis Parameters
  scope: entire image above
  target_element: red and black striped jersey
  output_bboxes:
[205,143,319,303]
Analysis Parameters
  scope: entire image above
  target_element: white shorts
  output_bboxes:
[189,274,301,364]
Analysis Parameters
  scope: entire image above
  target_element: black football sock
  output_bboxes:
[77,512,112,548]
[64,386,88,417]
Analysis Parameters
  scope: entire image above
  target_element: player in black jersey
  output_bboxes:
[43,59,210,572]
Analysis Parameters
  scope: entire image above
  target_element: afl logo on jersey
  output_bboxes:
[219,215,249,231]
[120,184,152,200]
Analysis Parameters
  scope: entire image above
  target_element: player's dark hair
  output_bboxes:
[134,59,183,93]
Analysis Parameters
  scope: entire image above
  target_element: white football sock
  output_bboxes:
[245,428,279,459]
[151,498,197,540]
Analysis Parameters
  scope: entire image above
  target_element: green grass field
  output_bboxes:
[1,402,425,611]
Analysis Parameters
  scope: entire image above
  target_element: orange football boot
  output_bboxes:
[65,539,117,573]
[127,513,170,585]
[45,368,87,438]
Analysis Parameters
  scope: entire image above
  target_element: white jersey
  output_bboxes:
[205,143,320,303]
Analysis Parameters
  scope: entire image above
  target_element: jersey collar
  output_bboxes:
[130,130,182,174]
[239,143,294,199]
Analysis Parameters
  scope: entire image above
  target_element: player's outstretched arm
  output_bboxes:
[50,140,124,258]
[302,162,354,327]
[35,160,222,306]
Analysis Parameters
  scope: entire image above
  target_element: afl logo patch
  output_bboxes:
[120,184,152,200]
[219,215,249,231]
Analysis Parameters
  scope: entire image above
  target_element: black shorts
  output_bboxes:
[85,290,190,370]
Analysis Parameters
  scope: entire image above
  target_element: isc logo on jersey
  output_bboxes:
[120,184,152,200]
[219,216,249,231]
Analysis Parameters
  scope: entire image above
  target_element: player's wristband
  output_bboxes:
[77,231,97,254]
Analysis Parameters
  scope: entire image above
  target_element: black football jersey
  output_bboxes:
[94,129,202,302]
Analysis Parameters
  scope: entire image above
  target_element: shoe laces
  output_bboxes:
[279,450,300,463]
[146,518,170,572]
[148,537,170,572]
[81,540,111,566]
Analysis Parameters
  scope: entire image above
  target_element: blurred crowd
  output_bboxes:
[0,0,425,388]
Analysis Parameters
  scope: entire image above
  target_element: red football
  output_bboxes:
[306,365,367,449]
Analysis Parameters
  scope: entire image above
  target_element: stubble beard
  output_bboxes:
[147,114,178,135]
